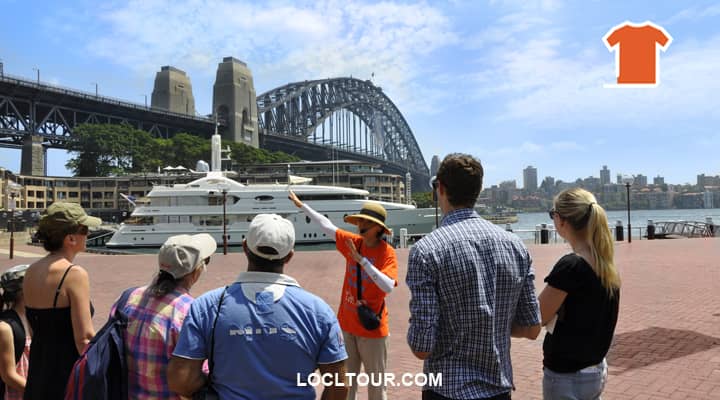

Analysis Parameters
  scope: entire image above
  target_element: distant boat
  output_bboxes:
[481,213,519,225]
[474,205,519,225]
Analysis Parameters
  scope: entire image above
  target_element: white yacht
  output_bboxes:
[106,133,437,248]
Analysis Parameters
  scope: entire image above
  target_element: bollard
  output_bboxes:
[615,220,624,241]
[540,223,549,244]
[646,219,655,240]
[399,228,408,249]
[706,217,716,236]
[505,223,513,233]
[535,224,541,244]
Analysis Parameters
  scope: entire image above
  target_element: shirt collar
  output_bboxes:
[441,208,480,226]
[235,271,301,287]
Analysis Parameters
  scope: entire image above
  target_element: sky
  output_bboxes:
[1,0,719,187]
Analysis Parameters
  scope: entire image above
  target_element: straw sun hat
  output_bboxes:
[344,202,391,234]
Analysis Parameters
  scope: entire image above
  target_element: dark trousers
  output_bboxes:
[422,390,511,400]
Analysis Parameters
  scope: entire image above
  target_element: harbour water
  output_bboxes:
[506,208,720,241]
[103,208,719,254]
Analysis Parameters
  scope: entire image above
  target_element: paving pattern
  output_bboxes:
[2,237,719,399]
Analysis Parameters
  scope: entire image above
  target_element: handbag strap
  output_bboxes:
[355,241,363,301]
[208,286,228,379]
[355,242,385,318]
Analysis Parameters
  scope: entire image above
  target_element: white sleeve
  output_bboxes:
[301,203,338,238]
[359,257,395,294]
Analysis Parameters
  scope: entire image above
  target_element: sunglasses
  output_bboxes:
[76,225,89,236]
[548,209,557,220]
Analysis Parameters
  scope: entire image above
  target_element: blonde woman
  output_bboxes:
[540,188,621,400]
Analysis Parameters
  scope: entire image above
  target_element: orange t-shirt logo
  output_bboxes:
[603,21,672,86]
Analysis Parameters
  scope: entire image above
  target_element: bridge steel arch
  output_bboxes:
[257,78,430,191]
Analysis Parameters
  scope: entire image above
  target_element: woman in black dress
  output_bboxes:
[23,203,100,399]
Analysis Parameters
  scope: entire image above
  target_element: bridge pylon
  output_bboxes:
[213,57,258,147]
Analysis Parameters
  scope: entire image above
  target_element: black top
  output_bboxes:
[23,265,94,400]
[542,254,620,373]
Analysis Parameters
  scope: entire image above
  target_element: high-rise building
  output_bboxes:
[430,155,440,177]
[523,166,538,192]
[616,173,623,185]
[653,175,665,185]
[634,174,648,186]
[600,165,610,185]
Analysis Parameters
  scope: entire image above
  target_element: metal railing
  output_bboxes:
[391,223,707,249]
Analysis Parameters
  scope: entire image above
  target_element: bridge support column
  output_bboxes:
[213,57,258,147]
[20,135,46,176]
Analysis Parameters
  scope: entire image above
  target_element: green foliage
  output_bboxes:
[412,191,434,208]
[66,123,157,176]
[226,141,300,165]
[66,124,301,177]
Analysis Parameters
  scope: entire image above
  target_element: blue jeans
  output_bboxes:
[543,359,607,400]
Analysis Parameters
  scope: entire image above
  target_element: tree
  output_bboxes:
[66,124,302,177]
[412,191,434,208]
[66,123,152,176]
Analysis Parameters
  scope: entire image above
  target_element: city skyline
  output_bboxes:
[1,0,719,186]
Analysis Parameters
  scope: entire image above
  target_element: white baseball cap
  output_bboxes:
[158,234,217,278]
[246,214,295,260]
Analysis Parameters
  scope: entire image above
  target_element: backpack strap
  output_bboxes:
[208,287,228,382]
[113,287,137,320]
[53,264,76,308]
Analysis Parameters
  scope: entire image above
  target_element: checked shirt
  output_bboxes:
[407,209,541,399]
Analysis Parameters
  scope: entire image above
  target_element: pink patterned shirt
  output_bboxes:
[4,335,30,400]
[111,286,194,400]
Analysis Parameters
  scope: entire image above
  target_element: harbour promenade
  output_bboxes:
[2,238,719,399]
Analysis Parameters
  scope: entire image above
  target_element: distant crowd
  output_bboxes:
[0,153,620,400]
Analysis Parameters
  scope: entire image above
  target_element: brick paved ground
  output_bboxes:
[2,238,719,399]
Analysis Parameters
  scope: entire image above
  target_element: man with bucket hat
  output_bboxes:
[289,190,398,400]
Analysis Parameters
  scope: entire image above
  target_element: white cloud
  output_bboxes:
[471,23,720,129]
[76,0,457,115]
[665,4,720,25]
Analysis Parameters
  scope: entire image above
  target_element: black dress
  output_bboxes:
[23,265,93,400]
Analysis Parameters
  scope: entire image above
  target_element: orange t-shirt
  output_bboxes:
[335,229,398,338]
[604,23,671,84]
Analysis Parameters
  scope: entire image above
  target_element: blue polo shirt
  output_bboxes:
[173,272,347,400]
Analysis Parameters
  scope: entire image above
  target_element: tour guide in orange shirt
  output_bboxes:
[289,190,398,400]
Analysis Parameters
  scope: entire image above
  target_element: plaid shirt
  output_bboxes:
[111,286,194,400]
[407,209,541,399]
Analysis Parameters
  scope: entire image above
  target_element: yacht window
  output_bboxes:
[306,216,311,224]
[254,195,274,202]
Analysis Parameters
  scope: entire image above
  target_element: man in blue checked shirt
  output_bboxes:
[406,154,541,400]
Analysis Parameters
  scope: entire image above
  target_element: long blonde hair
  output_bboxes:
[554,188,621,296]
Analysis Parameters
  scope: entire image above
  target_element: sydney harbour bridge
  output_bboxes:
[0,57,430,192]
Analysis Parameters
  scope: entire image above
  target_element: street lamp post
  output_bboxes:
[32,67,39,84]
[222,188,228,254]
[142,94,148,107]
[91,82,98,97]
[8,192,16,259]
[622,175,634,243]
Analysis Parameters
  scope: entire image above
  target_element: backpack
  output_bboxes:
[64,287,136,400]
[0,309,26,396]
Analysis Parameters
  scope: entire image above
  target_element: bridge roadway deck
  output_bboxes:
[2,238,719,399]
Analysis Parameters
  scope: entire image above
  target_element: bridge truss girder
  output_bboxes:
[0,76,215,150]
[256,78,429,179]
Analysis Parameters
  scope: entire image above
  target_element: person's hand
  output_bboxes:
[346,239,363,263]
[288,190,303,208]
